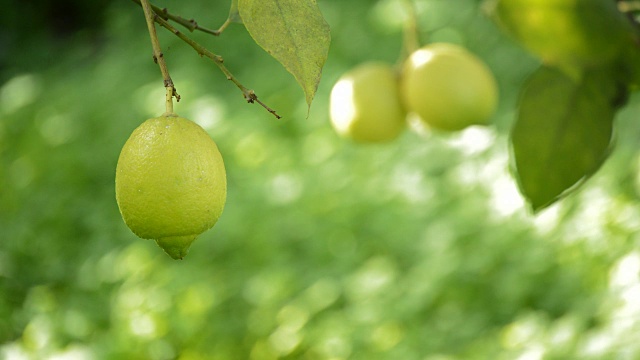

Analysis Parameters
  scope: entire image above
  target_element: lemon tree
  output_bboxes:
[329,62,406,143]
[115,114,227,259]
[486,0,640,210]
[400,43,498,132]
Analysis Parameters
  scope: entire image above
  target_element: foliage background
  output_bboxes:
[3,0,640,359]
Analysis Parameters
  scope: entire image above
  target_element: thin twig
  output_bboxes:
[151,13,281,119]
[140,0,180,106]
[215,18,233,35]
[131,0,222,36]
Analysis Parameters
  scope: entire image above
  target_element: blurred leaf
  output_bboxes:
[617,43,640,90]
[485,0,634,68]
[511,66,619,212]
[228,0,242,23]
[238,0,330,108]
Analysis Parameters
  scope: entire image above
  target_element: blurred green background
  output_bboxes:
[3,0,640,359]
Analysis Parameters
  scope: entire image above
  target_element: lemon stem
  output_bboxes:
[165,86,174,115]
[140,0,181,103]
[398,0,421,65]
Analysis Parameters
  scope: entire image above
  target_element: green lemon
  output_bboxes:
[487,0,633,68]
[400,43,498,131]
[115,113,226,259]
[329,62,406,143]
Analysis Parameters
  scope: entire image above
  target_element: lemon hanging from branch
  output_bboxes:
[115,113,227,259]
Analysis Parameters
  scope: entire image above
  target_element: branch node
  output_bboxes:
[247,90,258,102]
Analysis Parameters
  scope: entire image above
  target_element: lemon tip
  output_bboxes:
[154,234,198,260]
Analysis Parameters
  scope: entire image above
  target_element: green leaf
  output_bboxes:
[238,0,331,108]
[617,43,640,90]
[229,0,242,23]
[511,66,620,212]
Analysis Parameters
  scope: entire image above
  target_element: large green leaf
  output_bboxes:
[238,0,331,108]
[511,66,620,212]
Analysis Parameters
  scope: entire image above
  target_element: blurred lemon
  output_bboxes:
[486,0,633,68]
[329,62,406,143]
[400,43,498,131]
[115,113,226,259]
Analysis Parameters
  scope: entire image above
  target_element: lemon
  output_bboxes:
[115,113,226,259]
[487,0,633,68]
[400,43,498,131]
[329,62,406,143]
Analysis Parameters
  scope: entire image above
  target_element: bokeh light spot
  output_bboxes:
[346,256,397,301]
[0,74,42,115]
[301,278,341,313]
[267,173,303,205]
[186,95,226,131]
[9,156,35,189]
[268,325,302,356]
[38,113,77,146]
[370,322,404,351]
[235,133,268,168]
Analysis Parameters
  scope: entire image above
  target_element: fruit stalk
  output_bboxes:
[400,0,421,63]
[165,86,174,114]
[140,0,180,101]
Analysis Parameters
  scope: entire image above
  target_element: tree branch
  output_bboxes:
[139,0,180,109]
[131,0,222,36]
[150,12,281,119]
[131,0,280,118]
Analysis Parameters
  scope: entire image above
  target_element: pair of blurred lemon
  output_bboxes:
[330,43,499,143]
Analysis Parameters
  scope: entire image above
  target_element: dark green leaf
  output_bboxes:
[238,0,331,108]
[511,66,620,212]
